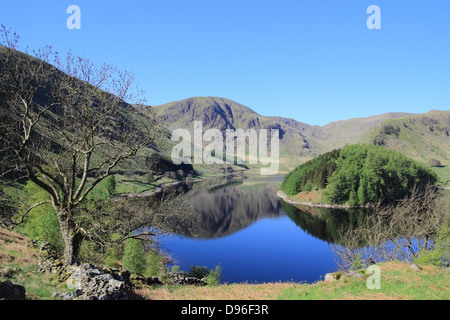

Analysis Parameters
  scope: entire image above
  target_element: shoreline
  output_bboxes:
[276,190,367,209]
[115,178,203,200]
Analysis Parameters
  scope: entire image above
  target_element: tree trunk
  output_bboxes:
[57,209,82,265]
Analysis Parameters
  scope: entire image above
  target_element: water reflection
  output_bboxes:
[281,201,370,244]
[174,176,370,244]
[179,176,285,239]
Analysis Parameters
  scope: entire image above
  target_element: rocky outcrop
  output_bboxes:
[38,242,133,300]
[324,270,365,282]
[52,263,131,300]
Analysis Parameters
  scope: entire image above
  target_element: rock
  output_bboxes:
[324,272,342,282]
[0,281,26,300]
[108,279,124,291]
[27,240,38,248]
[48,261,129,300]
[324,270,364,282]
[410,263,423,272]
[324,273,336,282]
[147,276,163,286]
[168,274,207,286]
[343,271,365,279]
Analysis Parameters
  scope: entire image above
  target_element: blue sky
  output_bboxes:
[1,0,449,125]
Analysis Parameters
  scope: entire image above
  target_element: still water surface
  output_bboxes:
[159,175,347,284]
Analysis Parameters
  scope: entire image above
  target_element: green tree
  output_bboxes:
[283,144,437,205]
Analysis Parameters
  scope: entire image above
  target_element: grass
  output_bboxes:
[137,282,297,300]
[291,190,324,204]
[0,228,70,300]
[278,262,450,300]
[432,165,450,187]
[114,174,180,195]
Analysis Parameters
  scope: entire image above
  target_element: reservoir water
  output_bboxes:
[158,175,345,284]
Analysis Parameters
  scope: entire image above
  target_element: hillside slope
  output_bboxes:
[366,110,450,164]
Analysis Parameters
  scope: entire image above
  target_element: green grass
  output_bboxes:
[2,264,69,300]
[0,228,70,300]
[432,166,450,187]
[115,181,156,194]
[278,262,450,300]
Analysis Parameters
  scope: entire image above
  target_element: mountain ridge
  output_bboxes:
[151,96,450,171]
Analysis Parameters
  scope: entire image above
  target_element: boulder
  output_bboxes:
[0,281,26,300]
[409,263,423,272]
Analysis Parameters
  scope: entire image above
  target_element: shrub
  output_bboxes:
[415,224,450,267]
[186,265,222,286]
[122,238,146,275]
[205,265,222,286]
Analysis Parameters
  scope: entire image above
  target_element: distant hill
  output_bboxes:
[152,97,450,175]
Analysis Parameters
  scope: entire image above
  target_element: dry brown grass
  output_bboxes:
[292,190,323,204]
[137,282,298,300]
[0,228,38,269]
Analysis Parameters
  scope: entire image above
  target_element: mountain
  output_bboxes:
[152,97,450,174]
[152,97,324,170]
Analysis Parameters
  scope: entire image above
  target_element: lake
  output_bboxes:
[158,175,355,284]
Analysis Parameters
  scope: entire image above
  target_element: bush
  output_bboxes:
[144,250,166,277]
[415,224,450,267]
[187,265,210,279]
[205,265,222,286]
[122,238,146,275]
[430,159,442,168]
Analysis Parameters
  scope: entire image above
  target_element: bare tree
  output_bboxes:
[331,184,449,270]
[0,27,157,264]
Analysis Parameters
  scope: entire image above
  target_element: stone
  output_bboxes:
[410,263,423,272]
[108,279,124,291]
[0,281,26,300]
[343,271,365,279]
[324,273,336,282]
[39,245,130,300]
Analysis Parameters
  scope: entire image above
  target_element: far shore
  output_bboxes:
[276,190,368,209]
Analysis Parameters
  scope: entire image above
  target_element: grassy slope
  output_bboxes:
[2,227,448,300]
[365,111,450,165]
[0,228,70,299]
[320,112,412,150]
